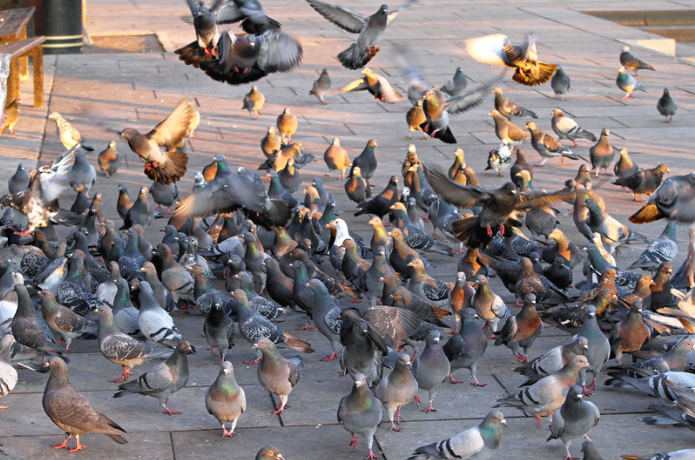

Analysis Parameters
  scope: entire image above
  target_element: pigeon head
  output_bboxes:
[120,128,139,139]
[220,361,234,376]
[396,353,411,367]
[551,108,564,117]
[463,308,479,320]
[175,340,195,355]
[353,373,367,388]
[483,409,507,427]
[43,356,69,376]
[428,330,441,344]
[256,446,284,460]
[252,336,273,351]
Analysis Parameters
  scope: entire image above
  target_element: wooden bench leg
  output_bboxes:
[31,46,43,108]
[19,28,28,81]
[7,58,19,108]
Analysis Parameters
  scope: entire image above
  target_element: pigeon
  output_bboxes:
[261,126,282,158]
[466,32,557,86]
[613,164,670,202]
[339,314,390,387]
[335,68,403,103]
[150,181,179,214]
[355,176,399,220]
[48,112,94,151]
[441,66,468,96]
[609,302,651,365]
[303,278,342,361]
[3,98,19,134]
[120,98,194,184]
[337,373,384,460]
[42,357,127,452]
[310,68,331,104]
[406,409,506,460]
[242,85,265,119]
[7,163,29,196]
[575,306,610,394]
[582,441,605,460]
[113,340,194,414]
[97,304,170,383]
[137,281,184,348]
[551,109,596,147]
[256,446,286,460]
[111,278,140,336]
[526,121,588,166]
[374,353,418,431]
[589,129,618,177]
[205,361,246,437]
[444,308,488,386]
[622,449,695,460]
[11,284,68,360]
[516,336,589,387]
[551,66,571,99]
[412,329,450,412]
[254,336,302,414]
[629,220,678,271]
[630,172,695,225]
[547,385,600,460]
[494,293,542,363]
[351,139,378,181]
[404,100,427,139]
[197,29,303,86]
[493,87,537,118]
[67,149,97,196]
[657,88,677,122]
[174,0,225,67]
[204,299,236,363]
[614,148,639,179]
[276,108,298,143]
[494,355,591,426]
[305,0,418,69]
[620,46,655,75]
[486,140,513,177]
[584,197,648,254]
[616,67,645,99]
[472,276,508,334]
[323,138,351,179]
[489,109,531,150]
[38,290,95,351]
[0,335,17,409]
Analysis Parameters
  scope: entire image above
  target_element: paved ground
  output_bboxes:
[2,0,695,459]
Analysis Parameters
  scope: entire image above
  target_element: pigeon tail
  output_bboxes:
[282,332,315,353]
[174,41,216,68]
[419,121,457,144]
[338,43,379,70]
[145,150,189,185]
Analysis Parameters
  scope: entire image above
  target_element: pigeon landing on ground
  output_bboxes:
[337,373,383,460]
[335,68,403,103]
[466,32,557,86]
[254,337,302,414]
[310,68,331,104]
[620,46,655,76]
[617,67,645,99]
[113,340,194,415]
[195,29,303,86]
[547,385,600,460]
[120,98,194,184]
[48,112,94,151]
[406,410,506,460]
[657,88,677,122]
[551,66,570,100]
[206,361,246,438]
[43,357,127,451]
[305,0,418,69]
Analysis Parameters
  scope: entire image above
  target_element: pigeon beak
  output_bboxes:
[304,282,310,287]
[252,344,258,350]
[276,455,285,460]
[119,129,126,137]
[501,418,507,426]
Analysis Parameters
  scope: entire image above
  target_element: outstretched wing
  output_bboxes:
[445,73,504,115]
[145,98,194,151]
[386,0,418,24]
[305,0,368,33]
[423,164,491,209]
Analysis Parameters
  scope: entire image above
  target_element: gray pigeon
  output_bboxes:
[657,88,677,123]
[616,67,645,99]
[97,304,170,383]
[310,68,331,104]
[441,66,467,96]
[337,373,383,460]
[150,181,179,214]
[584,198,648,255]
[443,308,488,387]
[68,149,97,196]
[581,440,604,460]
[11,284,68,360]
[620,449,695,460]
[516,336,589,387]
[551,66,570,100]
[43,357,127,451]
[113,340,194,414]
[620,46,656,75]
[630,172,695,226]
[628,219,678,271]
[494,355,591,426]
[340,315,390,387]
[111,278,141,336]
[8,163,30,193]
[256,446,286,460]
[576,306,610,395]
[204,299,235,362]
[406,409,506,460]
[547,385,600,460]
[305,0,417,69]
[304,278,342,361]
[137,281,184,348]
[254,336,302,414]
[374,353,418,431]
[412,329,450,412]
[205,361,246,437]
[0,335,18,409]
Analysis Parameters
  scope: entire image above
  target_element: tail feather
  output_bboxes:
[629,204,664,224]
[337,43,378,70]
[576,128,597,142]
[282,332,314,353]
[420,121,457,144]
[107,434,129,444]
[146,150,189,184]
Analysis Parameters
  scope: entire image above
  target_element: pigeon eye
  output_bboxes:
[50,361,55,365]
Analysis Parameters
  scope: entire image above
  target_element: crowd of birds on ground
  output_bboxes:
[1,0,695,459]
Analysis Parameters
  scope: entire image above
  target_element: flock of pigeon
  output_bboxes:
[2,0,695,459]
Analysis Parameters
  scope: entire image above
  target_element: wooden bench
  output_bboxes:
[0,35,45,108]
